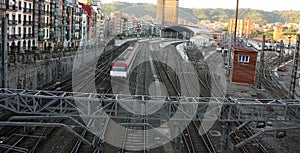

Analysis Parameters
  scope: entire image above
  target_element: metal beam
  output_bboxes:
[0,88,300,122]
[235,125,300,148]
[0,122,93,146]
[8,116,97,136]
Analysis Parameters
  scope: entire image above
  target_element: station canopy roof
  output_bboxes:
[162,25,194,34]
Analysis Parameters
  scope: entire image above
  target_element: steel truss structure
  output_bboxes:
[0,88,300,152]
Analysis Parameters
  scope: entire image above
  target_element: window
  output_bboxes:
[112,66,126,71]
[238,55,249,63]
[18,27,21,36]
[12,27,15,35]
[18,14,21,23]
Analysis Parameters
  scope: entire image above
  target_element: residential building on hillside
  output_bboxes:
[273,25,283,40]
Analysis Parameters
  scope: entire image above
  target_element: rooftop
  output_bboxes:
[232,46,257,53]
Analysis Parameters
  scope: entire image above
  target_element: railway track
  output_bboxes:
[261,55,293,99]
[119,42,153,152]
[69,41,137,153]
[230,121,269,153]
[0,41,136,153]
[151,43,217,153]
[182,49,217,153]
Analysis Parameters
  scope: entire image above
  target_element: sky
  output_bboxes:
[101,0,300,11]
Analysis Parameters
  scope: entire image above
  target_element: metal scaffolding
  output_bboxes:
[0,88,300,151]
[0,88,299,122]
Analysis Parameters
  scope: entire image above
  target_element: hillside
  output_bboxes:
[102,2,300,24]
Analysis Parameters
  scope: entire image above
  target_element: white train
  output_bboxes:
[248,38,280,51]
[110,44,137,78]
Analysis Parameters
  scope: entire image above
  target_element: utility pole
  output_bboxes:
[233,0,239,46]
[227,34,232,76]
[2,16,8,88]
[257,35,265,89]
[289,35,300,99]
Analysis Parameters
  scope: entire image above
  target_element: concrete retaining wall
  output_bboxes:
[8,57,74,89]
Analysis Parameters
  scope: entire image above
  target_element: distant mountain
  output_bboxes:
[102,2,300,24]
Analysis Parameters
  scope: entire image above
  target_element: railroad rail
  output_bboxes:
[0,40,135,153]
[1,41,300,152]
[261,55,292,99]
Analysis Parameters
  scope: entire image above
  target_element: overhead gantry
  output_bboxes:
[0,88,300,152]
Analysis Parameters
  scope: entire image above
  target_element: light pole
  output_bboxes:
[1,15,8,88]
[289,35,300,99]
[288,36,291,57]
[279,40,284,68]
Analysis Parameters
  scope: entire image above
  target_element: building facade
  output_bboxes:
[0,0,5,56]
[273,25,283,40]
[228,18,251,38]
[230,46,257,84]
[5,0,37,63]
[156,0,178,24]
[1,0,104,65]
[156,0,163,21]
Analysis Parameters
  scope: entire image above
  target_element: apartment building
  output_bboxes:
[6,0,36,57]
[2,0,103,56]
[228,18,251,38]
[156,0,178,24]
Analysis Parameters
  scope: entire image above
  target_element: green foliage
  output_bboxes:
[272,10,300,23]
[251,30,264,37]
[265,30,274,38]
[102,2,300,24]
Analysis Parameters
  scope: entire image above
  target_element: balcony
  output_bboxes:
[38,36,44,41]
[39,10,45,15]
[6,5,18,11]
[45,23,51,27]
[23,8,33,13]
[8,34,21,40]
[38,23,45,28]
[8,20,18,25]
[23,34,33,39]
[45,10,51,15]
[23,21,31,26]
